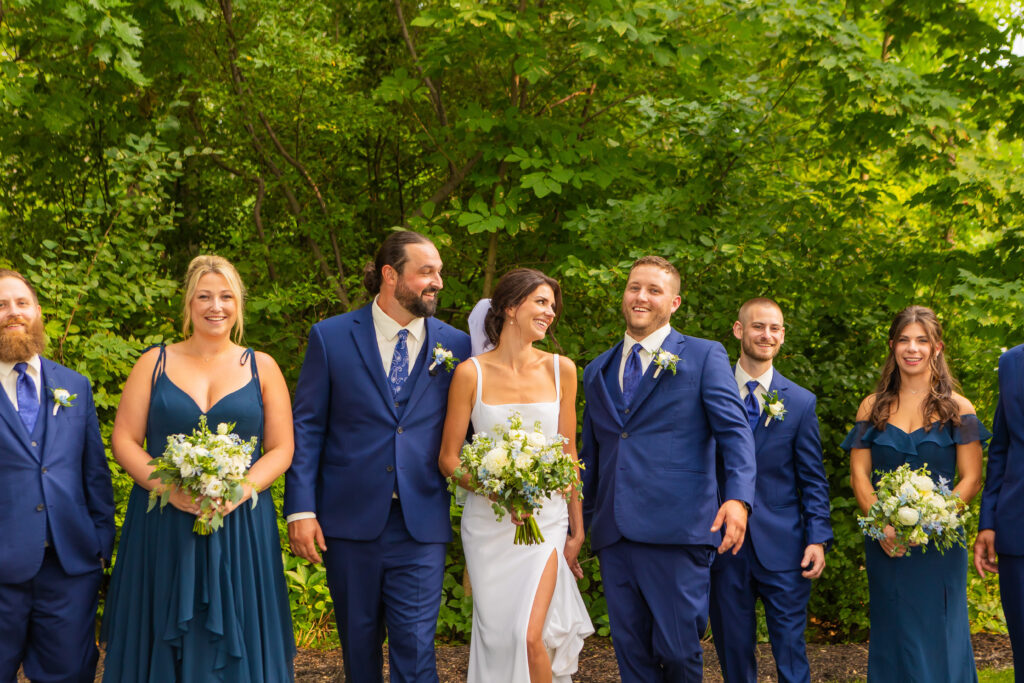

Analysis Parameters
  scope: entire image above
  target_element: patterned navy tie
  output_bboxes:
[14,362,39,433]
[622,344,643,405]
[744,379,761,431]
[389,329,410,398]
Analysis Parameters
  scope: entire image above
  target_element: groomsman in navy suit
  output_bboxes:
[975,342,1024,676]
[581,256,757,682]
[286,231,470,682]
[709,298,832,683]
[0,269,114,683]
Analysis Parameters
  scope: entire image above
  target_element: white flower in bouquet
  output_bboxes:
[148,416,259,535]
[451,411,581,546]
[858,463,969,554]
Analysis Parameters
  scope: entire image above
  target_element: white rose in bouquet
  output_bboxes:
[482,447,509,472]
[897,506,920,526]
[911,475,935,492]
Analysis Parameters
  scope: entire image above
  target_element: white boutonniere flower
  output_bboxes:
[428,343,459,375]
[50,387,78,416]
[763,390,786,426]
[652,348,679,379]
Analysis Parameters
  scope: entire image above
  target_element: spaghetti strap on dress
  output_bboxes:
[461,354,593,682]
[101,345,295,682]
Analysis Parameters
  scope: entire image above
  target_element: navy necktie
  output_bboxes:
[14,362,39,433]
[744,379,761,431]
[622,344,643,405]
[389,329,410,398]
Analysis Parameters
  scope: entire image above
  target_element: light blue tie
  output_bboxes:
[14,362,39,433]
[389,329,410,398]
[744,380,761,431]
[622,344,643,405]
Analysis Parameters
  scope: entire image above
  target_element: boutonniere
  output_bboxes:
[428,343,459,376]
[50,387,78,416]
[763,390,786,426]
[652,348,680,379]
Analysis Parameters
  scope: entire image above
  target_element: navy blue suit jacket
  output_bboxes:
[731,369,832,571]
[285,305,471,544]
[980,343,1024,556]
[580,330,757,552]
[0,359,114,583]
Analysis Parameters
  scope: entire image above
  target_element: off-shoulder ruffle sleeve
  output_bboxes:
[840,420,876,451]
[950,414,992,446]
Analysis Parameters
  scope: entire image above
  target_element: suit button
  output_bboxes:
[394,401,400,408]
[31,441,38,447]
[621,432,628,439]
[386,465,394,472]
[41,467,47,474]
[624,408,630,414]
[36,503,44,512]
[397,426,404,434]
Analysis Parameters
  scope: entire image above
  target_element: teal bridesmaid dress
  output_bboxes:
[101,346,295,682]
[842,415,990,683]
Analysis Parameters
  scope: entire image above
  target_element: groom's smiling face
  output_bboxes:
[621,265,681,341]
[391,242,443,318]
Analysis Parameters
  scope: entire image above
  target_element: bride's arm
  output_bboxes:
[438,360,478,489]
[558,355,586,579]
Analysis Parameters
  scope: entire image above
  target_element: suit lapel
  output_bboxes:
[0,379,31,452]
[402,319,439,417]
[627,331,685,419]
[39,360,60,463]
[350,306,399,419]
[755,371,788,449]
[588,343,624,428]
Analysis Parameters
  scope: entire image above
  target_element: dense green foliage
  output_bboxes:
[3,0,1024,644]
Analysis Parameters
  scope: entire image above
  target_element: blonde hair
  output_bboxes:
[181,255,246,343]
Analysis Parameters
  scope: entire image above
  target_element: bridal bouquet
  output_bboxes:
[452,411,581,545]
[148,415,259,535]
[858,463,968,554]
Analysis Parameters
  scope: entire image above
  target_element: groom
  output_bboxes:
[709,298,832,683]
[0,269,115,683]
[581,256,756,682]
[286,231,470,682]
[974,342,1024,674]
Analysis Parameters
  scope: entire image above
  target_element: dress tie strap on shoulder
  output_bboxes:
[469,357,483,403]
[553,354,561,400]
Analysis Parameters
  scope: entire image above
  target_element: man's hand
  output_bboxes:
[974,529,999,577]
[711,499,748,555]
[800,543,826,579]
[289,518,327,564]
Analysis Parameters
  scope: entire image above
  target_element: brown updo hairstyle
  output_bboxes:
[484,268,563,347]
[362,230,434,295]
[868,305,961,431]
[181,255,246,343]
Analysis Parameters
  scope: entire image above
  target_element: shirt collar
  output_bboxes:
[0,354,42,381]
[623,324,672,356]
[735,361,773,392]
[371,297,425,343]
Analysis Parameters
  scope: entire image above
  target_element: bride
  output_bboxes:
[439,268,594,683]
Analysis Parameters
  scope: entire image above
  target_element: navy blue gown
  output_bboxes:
[101,347,295,682]
[842,415,990,683]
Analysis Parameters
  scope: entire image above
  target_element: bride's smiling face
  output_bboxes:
[507,284,557,342]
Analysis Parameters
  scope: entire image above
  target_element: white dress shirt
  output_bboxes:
[371,296,425,375]
[286,300,425,523]
[618,324,673,390]
[735,363,774,415]
[0,354,42,409]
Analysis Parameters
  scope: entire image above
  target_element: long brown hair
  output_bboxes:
[868,305,961,431]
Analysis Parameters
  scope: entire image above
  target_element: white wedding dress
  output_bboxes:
[461,355,594,683]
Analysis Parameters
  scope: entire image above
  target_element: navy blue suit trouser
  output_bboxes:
[709,540,811,683]
[599,538,715,683]
[0,547,102,683]
[323,499,446,683]
[1000,553,1024,683]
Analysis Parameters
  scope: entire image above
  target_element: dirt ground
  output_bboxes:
[20,633,1013,681]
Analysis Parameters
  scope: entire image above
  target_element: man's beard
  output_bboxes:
[395,278,438,318]
[741,336,778,362]
[0,316,47,363]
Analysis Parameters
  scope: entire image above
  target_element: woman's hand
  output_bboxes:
[219,484,254,516]
[162,485,202,515]
[879,525,907,557]
[509,507,532,527]
[564,533,584,579]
